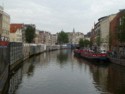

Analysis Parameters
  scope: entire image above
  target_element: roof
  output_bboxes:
[10,24,24,33]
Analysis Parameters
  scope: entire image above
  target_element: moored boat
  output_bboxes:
[80,50,108,61]
[74,49,84,57]
[0,41,9,46]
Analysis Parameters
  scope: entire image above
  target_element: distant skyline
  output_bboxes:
[1,0,125,34]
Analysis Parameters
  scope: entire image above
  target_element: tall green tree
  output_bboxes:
[79,38,84,47]
[84,39,90,47]
[25,26,35,43]
[79,39,90,47]
[57,30,69,44]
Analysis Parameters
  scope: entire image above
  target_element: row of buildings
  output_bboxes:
[0,6,85,46]
[0,6,58,46]
[10,25,59,46]
[68,29,85,44]
[90,9,125,51]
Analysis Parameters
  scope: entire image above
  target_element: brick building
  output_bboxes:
[110,9,125,50]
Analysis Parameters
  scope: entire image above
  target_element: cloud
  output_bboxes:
[2,0,125,34]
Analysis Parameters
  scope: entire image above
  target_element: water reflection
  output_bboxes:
[107,64,125,94]
[27,64,35,77]
[57,50,68,65]
[6,50,125,94]
[8,67,23,94]
[89,63,109,93]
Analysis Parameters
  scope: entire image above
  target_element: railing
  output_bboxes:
[9,42,23,65]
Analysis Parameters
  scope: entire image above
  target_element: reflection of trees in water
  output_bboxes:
[74,57,84,70]
[26,55,40,77]
[39,53,50,67]
[27,64,35,77]
[57,50,68,66]
[30,55,40,64]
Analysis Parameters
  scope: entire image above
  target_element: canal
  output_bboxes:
[6,49,125,94]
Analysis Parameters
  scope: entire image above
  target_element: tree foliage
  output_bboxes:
[79,38,84,47]
[117,15,125,43]
[79,38,90,47]
[25,26,35,43]
[57,30,69,44]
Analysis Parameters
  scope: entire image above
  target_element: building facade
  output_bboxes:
[51,34,57,45]
[38,31,57,45]
[68,30,84,45]
[44,31,51,46]
[100,14,116,51]
[110,9,125,50]
[0,6,10,42]
[84,32,91,41]
[34,29,39,44]
[38,31,45,44]
[91,14,116,51]
[10,24,24,42]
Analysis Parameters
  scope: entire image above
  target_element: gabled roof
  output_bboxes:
[10,24,24,33]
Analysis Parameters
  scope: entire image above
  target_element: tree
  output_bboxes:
[84,39,90,47]
[79,39,90,48]
[25,26,35,43]
[79,38,84,47]
[57,30,69,44]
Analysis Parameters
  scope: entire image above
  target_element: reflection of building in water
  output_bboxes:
[22,55,41,77]
[8,68,22,94]
[107,64,125,94]
[8,56,40,94]
[89,64,109,93]
[39,51,60,67]
[39,53,50,67]
[38,50,71,68]
[89,63,125,94]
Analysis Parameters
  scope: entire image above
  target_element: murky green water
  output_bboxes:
[7,50,125,94]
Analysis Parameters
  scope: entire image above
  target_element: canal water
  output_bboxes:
[6,50,125,94]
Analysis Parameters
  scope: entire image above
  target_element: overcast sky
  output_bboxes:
[1,0,125,34]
